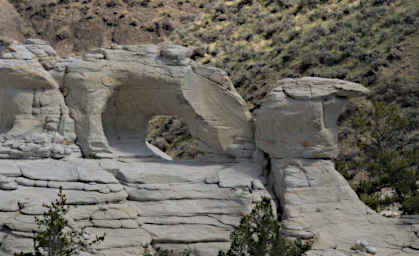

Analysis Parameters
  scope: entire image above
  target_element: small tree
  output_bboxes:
[144,247,191,256]
[218,197,311,256]
[337,101,418,214]
[15,188,105,256]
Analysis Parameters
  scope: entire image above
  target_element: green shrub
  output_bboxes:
[144,198,311,256]
[401,194,419,215]
[341,102,419,214]
[144,247,191,256]
[218,197,312,256]
[15,188,105,256]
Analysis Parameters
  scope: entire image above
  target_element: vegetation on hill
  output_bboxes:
[8,0,200,56]
[146,116,199,159]
[339,102,418,214]
[171,0,418,112]
[169,0,419,214]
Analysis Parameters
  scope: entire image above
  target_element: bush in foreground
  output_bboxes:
[147,198,311,256]
[15,188,105,256]
[218,197,311,256]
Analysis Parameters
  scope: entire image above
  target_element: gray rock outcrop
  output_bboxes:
[0,41,417,256]
[61,44,254,159]
[0,159,269,255]
[0,39,254,160]
[0,39,77,159]
[254,77,417,255]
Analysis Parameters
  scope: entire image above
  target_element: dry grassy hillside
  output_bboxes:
[8,0,200,56]
[0,0,33,41]
[170,0,419,161]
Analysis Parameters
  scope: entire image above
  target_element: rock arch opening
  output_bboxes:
[102,84,161,158]
[101,83,198,159]
[63,45,254,159]
[146,115,199,160]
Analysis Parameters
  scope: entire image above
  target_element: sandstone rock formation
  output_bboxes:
[1,39,254,160]
[254,77,418,255]
[61,44,254,159]
[255,77,369,159]
[0,38,77,159]
[0,41,417,256]
[0,159,268,256]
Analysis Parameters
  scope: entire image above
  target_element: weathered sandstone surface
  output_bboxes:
[254,78,418,255]
[0,159,268,256]
[0,40,417,255]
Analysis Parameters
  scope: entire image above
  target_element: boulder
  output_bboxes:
[254,77,369,159]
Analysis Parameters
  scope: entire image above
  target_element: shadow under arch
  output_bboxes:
[63,47,254,159]
[101,82,191,159]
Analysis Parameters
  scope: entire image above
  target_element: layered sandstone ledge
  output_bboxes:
[0,39,417,256]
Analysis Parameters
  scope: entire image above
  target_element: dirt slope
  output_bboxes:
[8,0,200,56]
[0,0,33,41]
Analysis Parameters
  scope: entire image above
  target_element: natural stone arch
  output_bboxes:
[63,44,255,158]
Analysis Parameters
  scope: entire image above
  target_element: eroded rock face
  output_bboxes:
[254,77,369,159]
[255,78,417,255]
[0,159,270,256]
[0,0,28,42]
[0,39,77,159]
[61,44,254,159]
[1,39,254,159]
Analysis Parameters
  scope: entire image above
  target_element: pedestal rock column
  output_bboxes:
[254,78,415,255]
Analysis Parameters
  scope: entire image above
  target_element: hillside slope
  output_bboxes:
[171,0,418,111]
[0,0,33,41]
[8,0,200,56]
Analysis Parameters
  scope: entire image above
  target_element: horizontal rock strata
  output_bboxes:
[0,159,269,256]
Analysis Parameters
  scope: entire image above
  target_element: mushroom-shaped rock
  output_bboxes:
[255,78,413,254]
[254,77,369,159]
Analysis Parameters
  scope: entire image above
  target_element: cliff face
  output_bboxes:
[0,40,417,256]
